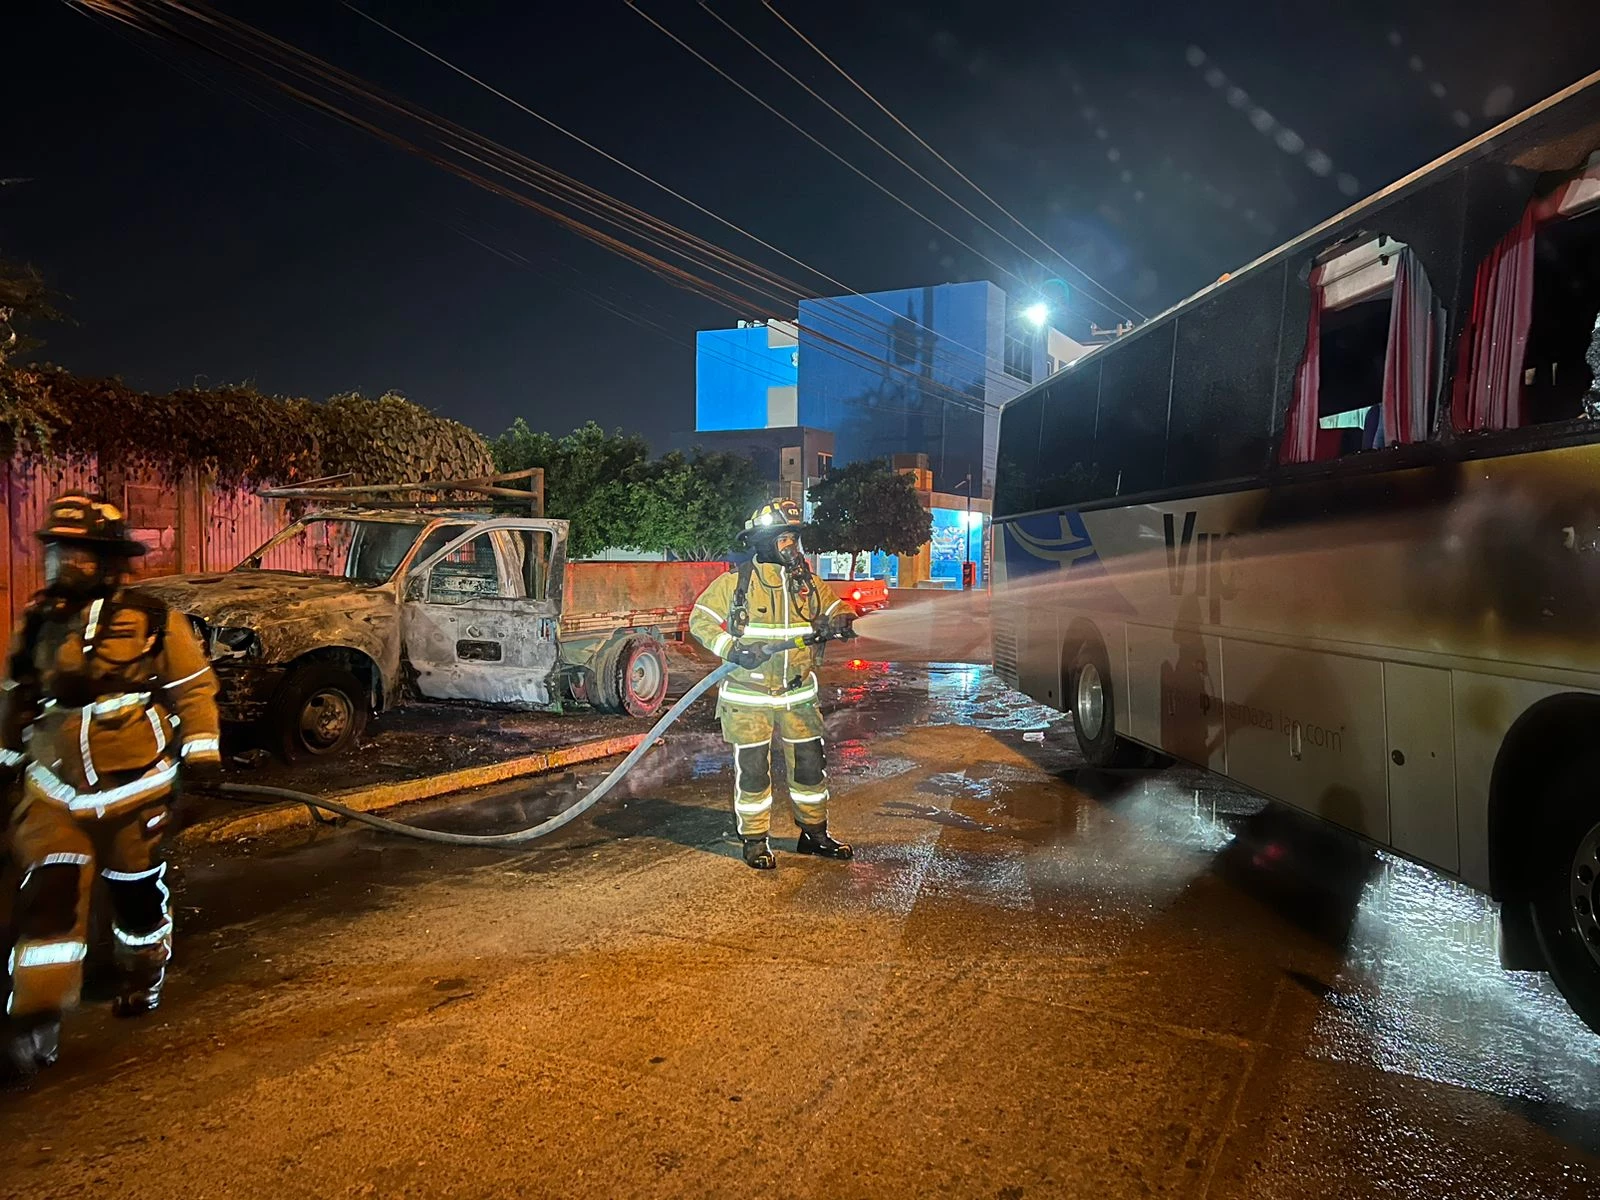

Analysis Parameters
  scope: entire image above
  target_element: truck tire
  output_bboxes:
[272,663,368,761]
[1530,753,1600,1035]
[594,636,669,719]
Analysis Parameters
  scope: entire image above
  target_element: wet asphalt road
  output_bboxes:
[1,663,1597,1199]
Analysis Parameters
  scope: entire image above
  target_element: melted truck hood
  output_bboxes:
[135,571,394,629]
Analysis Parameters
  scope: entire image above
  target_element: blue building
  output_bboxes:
[694,281,1060,497]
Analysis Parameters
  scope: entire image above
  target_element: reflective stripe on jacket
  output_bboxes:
[1,590,222,806]
[689,563,845,705]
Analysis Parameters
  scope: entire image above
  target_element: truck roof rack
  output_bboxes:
[259,468,546,516]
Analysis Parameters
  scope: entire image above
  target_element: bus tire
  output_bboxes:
[1069,641,1124,767]
[1529,754,1600,1035]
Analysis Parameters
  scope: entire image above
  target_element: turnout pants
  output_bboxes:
[718,700,829,839]
[6,781,173,1020]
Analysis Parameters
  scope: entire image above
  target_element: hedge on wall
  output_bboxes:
[0,366,492,489]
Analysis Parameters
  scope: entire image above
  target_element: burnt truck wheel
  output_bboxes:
[593,636,670,718]
[1530,756,1600,1035]
[272,663,369,761]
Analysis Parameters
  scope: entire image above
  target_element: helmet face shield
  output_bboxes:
[44,540,117,597]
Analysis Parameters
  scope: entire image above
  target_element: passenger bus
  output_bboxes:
[991,68,1600,1034]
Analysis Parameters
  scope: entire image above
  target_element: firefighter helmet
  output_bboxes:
[36,494,147,556]
[742,498,804,537]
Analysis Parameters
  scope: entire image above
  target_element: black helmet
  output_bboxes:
[36,494,147,557]
[736,498,804,547]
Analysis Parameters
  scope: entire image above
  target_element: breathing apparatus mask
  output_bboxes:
[752,528,806,570]
[44,540,124,600]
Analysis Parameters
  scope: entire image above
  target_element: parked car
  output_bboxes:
[136,483,722,760]
[837,578,890,615]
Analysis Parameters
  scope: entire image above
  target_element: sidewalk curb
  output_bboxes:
[176,732,647,846]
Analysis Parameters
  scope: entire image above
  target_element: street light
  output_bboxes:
[1022,301,1050,329]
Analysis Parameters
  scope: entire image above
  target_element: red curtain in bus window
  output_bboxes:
[1379,248,1440,445]
[1452,209,1536,433]
[1278,264,1325,464]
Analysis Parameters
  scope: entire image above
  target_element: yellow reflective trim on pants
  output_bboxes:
[734,792,773,816]
[720,677,818,708]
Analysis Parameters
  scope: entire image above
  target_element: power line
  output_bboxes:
[762,0,1146,323]
[73,1,1041,418]
[343,1,1027,389]
[699,1,1122,328]
[625,2,1034,294]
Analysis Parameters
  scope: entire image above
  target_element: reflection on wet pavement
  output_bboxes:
[20,660,1593,1198]
[1312,852,1600,1112]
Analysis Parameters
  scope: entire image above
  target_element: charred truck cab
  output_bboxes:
[135,475,718,759]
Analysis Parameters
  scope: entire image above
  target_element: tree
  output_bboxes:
[0,256,64,367]
[806,458,932,578]
[491,419,653,558]
[627,449,766,561]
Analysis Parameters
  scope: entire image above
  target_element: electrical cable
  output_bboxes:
[698,1,1121,328]
[761,0,1146,322]
[625,1,1034,296]
[74,1,1046,416]
[344,0,1083,359]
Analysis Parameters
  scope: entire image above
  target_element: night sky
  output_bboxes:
[5,0,1600,448]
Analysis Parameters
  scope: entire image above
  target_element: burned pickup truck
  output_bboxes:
[135,478,723,759]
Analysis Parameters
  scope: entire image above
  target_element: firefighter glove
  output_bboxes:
[728,642,773,670]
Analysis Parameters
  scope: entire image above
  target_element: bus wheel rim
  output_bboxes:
[1571,820,1600,968]
[1076,663,1105,743]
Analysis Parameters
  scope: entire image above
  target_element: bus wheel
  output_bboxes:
[1531,758,1600,1035]
[1070,642,1123,767]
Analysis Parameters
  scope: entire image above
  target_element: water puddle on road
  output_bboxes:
[1309,853,1600,1117]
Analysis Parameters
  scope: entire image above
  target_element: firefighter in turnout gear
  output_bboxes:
[0,495,221,1084]
[690,498,855,870]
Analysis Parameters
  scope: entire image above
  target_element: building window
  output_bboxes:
[816,452,833,477]
[1004,309,1037,384]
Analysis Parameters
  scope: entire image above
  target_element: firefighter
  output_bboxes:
[690,498,855,870]
[0,495,221,1084]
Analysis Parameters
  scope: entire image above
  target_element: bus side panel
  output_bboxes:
[1450,670,1587,892]
[1383,663,1458,873]
[1126,621,1226,773]
[1015,602,1062,710]
[1219,639,1390,843]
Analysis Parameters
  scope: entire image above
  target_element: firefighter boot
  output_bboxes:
[111,962,167,1018]
[796,823,853,860]
[742,836,776,870]
[1,1013,61,1087]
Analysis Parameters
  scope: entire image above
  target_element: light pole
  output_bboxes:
[955,473,973,589]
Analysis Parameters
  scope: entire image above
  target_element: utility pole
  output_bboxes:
[955,473,973,590]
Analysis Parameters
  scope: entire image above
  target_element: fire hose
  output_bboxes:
[215,626,853,846]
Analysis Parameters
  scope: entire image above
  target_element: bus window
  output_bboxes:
[1168,263,1285,487]
[1034,360,1103,509]
[994,390,1044,516]
[1280,235,1443,464]
[1095,321,1175,497]
[1455,149,1600,432]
